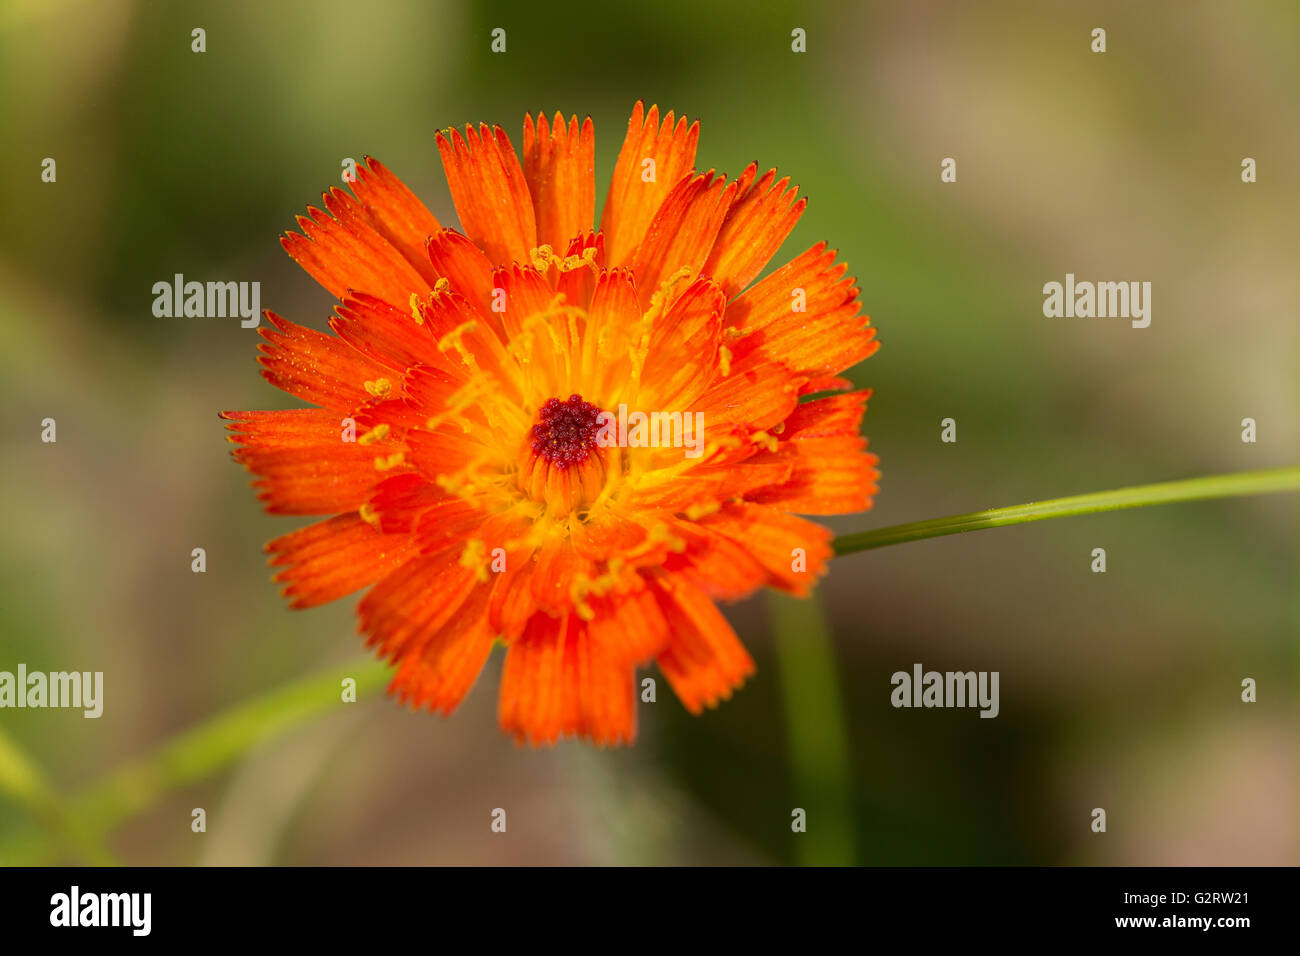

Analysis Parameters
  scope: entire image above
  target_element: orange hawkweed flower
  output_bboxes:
[221,102,879,746]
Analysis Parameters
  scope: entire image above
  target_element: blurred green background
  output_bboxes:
[1,0,1297,865]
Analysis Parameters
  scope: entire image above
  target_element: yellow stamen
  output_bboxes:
[437,320,484,378]
[629,266,694,392]
[425,376,492,434]
[364,378,392,398]
[646,522,686,555]
[530,244,557,272]
[531,244,599,276]
[435,445,513,501]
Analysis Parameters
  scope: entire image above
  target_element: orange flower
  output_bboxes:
[221,102,879,746]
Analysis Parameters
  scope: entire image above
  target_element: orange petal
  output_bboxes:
[281,201,432,307]
[399,365,492,437]
[752,442,879,515]
[724,242,878,378]
[488,545,539,642]
[492,263,572,396]
[650,576,755,714]
[691,338,803,431]
[569,510,657,565]
[221,408,388,515]
[555,230,605,310]
[330,292,439,374]
[629,170,738,305]
[529,537,596,615]
[348,157,443,283]
[724,242,851,333]
[696,501,833,596]
[404,427,496,484]
[427,227,499,322]
[364,472,446,534]
[660,517,770,602]
[233,394,419,496]
[743,302,878,380]
[586,585,670,664]
[416,288,523,402]
[523,112,595,253]
[702,165,805,301]
[750,392,880,514]
[498,613,637,746]
[579,267,640,398]
[222,406,350,450]
[639,275,725,410]
[267,512,416,609]
[492,262,559,337]
[408,496,490,554]
[256,312,384,410]
[387,581,495,715]
[625,451,790,512]
[358,549,479,662]
[600,101,700,267]
[436,124,537,267]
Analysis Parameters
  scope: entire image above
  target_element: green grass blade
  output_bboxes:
[834,466,1300,555]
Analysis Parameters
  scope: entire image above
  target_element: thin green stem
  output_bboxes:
[74,660,391,836]
[0,659,390,864]
[770,592,856,866]
[833,466,1300,555]
[0,725,118,865]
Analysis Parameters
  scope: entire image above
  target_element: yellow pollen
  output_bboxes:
[434,277,451,294]
[364,378,393,398]
[409,293,424,324]
[717,345,732,377]
[684,500,722,520]
[459,538,490,583]
[358,503,380,527]
[560,246,599,273]
[654,526,687,554]
[358,423,391,446]
[530,244,557,272]
[435,473,469,496]
[751,430,780,453]
[373,451,405,471]
[531,244,597,275]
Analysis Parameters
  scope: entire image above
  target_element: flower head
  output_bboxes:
[222,102,879,745]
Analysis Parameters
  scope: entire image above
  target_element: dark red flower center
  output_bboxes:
[530,394,602,470]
